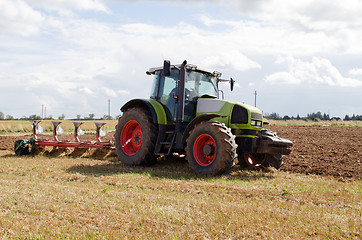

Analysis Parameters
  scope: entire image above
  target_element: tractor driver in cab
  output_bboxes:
[155,65,218,122]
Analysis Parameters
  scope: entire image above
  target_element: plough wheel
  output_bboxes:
[14,140,30,156]
[115,108,157,166]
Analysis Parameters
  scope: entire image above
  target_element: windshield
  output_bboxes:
[185,70,218,100]
[150,69,180,120]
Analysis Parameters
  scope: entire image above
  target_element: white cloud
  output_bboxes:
[227,0,362,31]
[200,52,261,72]
[79,88,94,95]
[141,0,362,54]
[118,90,131,95]
[26,0,110,14]
[1,0,361,118]
[349,68,362,76]
[0,0,44,36]
[265,57,362,87]
[264,72,301,85]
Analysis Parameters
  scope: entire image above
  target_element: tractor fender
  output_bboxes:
[120,99,167,125]
[182,113,221,145]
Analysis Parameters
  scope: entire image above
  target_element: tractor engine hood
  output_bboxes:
[196,98,263,128]
[197,98,260,114]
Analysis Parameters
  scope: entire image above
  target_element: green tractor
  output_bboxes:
[115,60,292,175]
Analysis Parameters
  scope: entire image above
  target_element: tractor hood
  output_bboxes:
[197,98,262,117]
[196,98,264,131]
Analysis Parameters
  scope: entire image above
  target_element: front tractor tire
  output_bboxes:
[262,155,284,170]
[186,121,237,175]
[115,108,158,166]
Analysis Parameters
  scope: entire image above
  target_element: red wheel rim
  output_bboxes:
[193,134,216,166]
[120,120,142,156]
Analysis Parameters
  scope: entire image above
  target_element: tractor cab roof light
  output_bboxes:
[213,71,222,77]
[186,64,197,70]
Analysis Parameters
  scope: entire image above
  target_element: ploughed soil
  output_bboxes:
[268,125,361,180]
[1,126,361,179]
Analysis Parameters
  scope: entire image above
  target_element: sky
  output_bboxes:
[0,0,361,119]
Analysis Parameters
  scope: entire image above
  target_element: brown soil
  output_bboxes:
[1,126,361,179]
[268,125,361,179]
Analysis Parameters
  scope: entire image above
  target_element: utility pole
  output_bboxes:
[254,90,257,107]
[108,99,111,120]
[41,104,44,119]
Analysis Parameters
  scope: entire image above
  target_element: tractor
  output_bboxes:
[115,60,292,175]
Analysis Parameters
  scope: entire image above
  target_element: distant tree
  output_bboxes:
[115,114,122,120]
[44,115,53,120]
[85,113,95,120]
[58,114,65,120]
[323,113,330,120]
[347,114,362,121]
[0,112,4,120]
[331,117,341,121]
[344,115,351,121]
[6,115,14,120]
[264,112,281,120]
[102,115,113,120]
[283,115,291,120]
[296,114,301,120]
[29,114,41,120]
[307,112,324,121]
[76,115,81,120]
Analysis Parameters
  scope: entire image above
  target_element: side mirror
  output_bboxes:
[163,60,171,76]
[230,78,235,91]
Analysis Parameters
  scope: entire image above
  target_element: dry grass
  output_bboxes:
[0,151,360,239]
[0,120,118,135]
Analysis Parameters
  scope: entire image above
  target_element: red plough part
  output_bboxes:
[14,121,114,156]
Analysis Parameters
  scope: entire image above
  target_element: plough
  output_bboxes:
[14,120,114,156]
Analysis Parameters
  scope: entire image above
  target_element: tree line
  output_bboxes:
[2,110,361,121]
[264,111,362,121]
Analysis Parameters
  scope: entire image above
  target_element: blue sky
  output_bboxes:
[1,0,361,119]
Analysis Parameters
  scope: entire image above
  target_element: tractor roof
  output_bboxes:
[146,64,222,77]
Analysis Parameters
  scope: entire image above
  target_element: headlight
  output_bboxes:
[251,120,262,127]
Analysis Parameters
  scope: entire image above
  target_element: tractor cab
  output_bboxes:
[116,60,292,175]
[148,62,228,122]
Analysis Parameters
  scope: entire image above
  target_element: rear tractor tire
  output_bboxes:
[115,108,158,166]
[186,121,237,175]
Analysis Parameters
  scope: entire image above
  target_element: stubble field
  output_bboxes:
[0,121,361,239]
